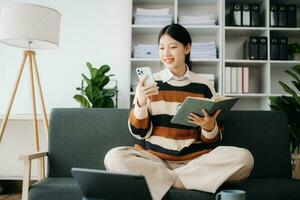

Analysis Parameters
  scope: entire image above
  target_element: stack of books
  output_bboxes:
[178,14,216,26]
[133,44,159,58]
[225,66,250,94]
[134,7,172,25]
[191,42,217,59]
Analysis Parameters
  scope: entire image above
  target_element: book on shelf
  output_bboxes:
[225,66,249,94]
[171,96,239,127]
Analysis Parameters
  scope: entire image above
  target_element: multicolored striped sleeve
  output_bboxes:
[128,103,152,140]
[200,124,221,143]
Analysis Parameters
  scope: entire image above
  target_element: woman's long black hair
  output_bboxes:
[158,23,192,70]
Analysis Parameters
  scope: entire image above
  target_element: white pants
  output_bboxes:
[104,146,254,200]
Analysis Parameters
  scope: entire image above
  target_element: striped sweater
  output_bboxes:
[129,68,221,161]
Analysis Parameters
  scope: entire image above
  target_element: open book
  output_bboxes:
[171,96,239,127]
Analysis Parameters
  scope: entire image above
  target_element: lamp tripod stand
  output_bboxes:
[0,50,48,178]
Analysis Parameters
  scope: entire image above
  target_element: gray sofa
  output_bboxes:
[23,108,300,200]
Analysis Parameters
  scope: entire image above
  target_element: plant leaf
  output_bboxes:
[98,65,110,76]
[292,65,300,75]
[292,80,300,92]
[81,74,91,85]
[97,76,109,89]
[101,98,115,108]
[101,89,116,98]
[85,85,93,103]
[73,95,91,108]
[86,62,93,73]
[285,69,300,83]
[279,81,297,96]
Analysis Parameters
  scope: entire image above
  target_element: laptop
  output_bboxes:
[71,167,153,200]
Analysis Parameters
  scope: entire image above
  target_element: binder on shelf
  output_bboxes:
[244,37,259,60]
[278,5,287,27]
[270,4,278,27]
[258,37,267,60]
[287,5,296,27]
[279,37,288,60]
[250,4,260,27]
[242,3,250,26]
[270,37,279,60]
[232,3,242,26]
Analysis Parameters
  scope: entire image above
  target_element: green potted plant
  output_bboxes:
[288,42,300,60]
[73,62,117,108]
[269,64,300,154]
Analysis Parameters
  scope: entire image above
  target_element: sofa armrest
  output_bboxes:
[19,151,48,161]
[19,151,48,200]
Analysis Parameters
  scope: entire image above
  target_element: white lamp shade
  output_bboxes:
[0,3,61,49]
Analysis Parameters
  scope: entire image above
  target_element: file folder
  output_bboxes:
[242,3,250,26]
[270,37,279,60]
[251,4,260,26]
[279,5,287,27]
[270,4,278,27]
[287,5,296,27]
[244,37,259,60]
[232,4,242,26]
[279,37,288,60]
[258,37,267,60]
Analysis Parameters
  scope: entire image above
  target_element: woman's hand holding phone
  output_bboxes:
[135,75,158,107]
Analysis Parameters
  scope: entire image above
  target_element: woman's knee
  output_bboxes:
[104,147,128,170]
[217,146,254,170]
[235,147,254,171]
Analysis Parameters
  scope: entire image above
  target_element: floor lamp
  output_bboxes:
[0,3,61,179]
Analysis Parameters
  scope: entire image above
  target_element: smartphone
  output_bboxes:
[136,67,155,86]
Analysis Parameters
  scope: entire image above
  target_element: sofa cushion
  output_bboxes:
[28,178,82,200]
[220,111,291,179]
[47,108,136,177]
[47,109,291,179]
[222,178,300,200]
[28,178,300,200]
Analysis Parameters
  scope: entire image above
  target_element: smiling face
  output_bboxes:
[159,34,191,74]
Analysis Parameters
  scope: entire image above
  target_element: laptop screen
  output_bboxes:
[71,167,152,200]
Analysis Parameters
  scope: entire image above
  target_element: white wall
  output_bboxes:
[0,0,132,115]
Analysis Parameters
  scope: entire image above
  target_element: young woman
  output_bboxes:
[104,23,254,200]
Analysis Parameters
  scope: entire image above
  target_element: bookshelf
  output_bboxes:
[130,0,300,110]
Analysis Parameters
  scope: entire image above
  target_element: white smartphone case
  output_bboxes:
[136,67,155,86]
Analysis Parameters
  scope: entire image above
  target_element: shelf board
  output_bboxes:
[131,58,219,63]
[270,28,300,37]
[225,26,267,36]
[191,58,219,65]
[225,93,270,98]
[178,0,218,5]
[132,24,220,35]
[133,0,173,5]
[185,25,220,35]
[132,25,165,34]
[270,60,300,67]
[225,26,267,30]
[225,59,268,64]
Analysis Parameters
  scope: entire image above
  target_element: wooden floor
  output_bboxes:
[0,194,21,200]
